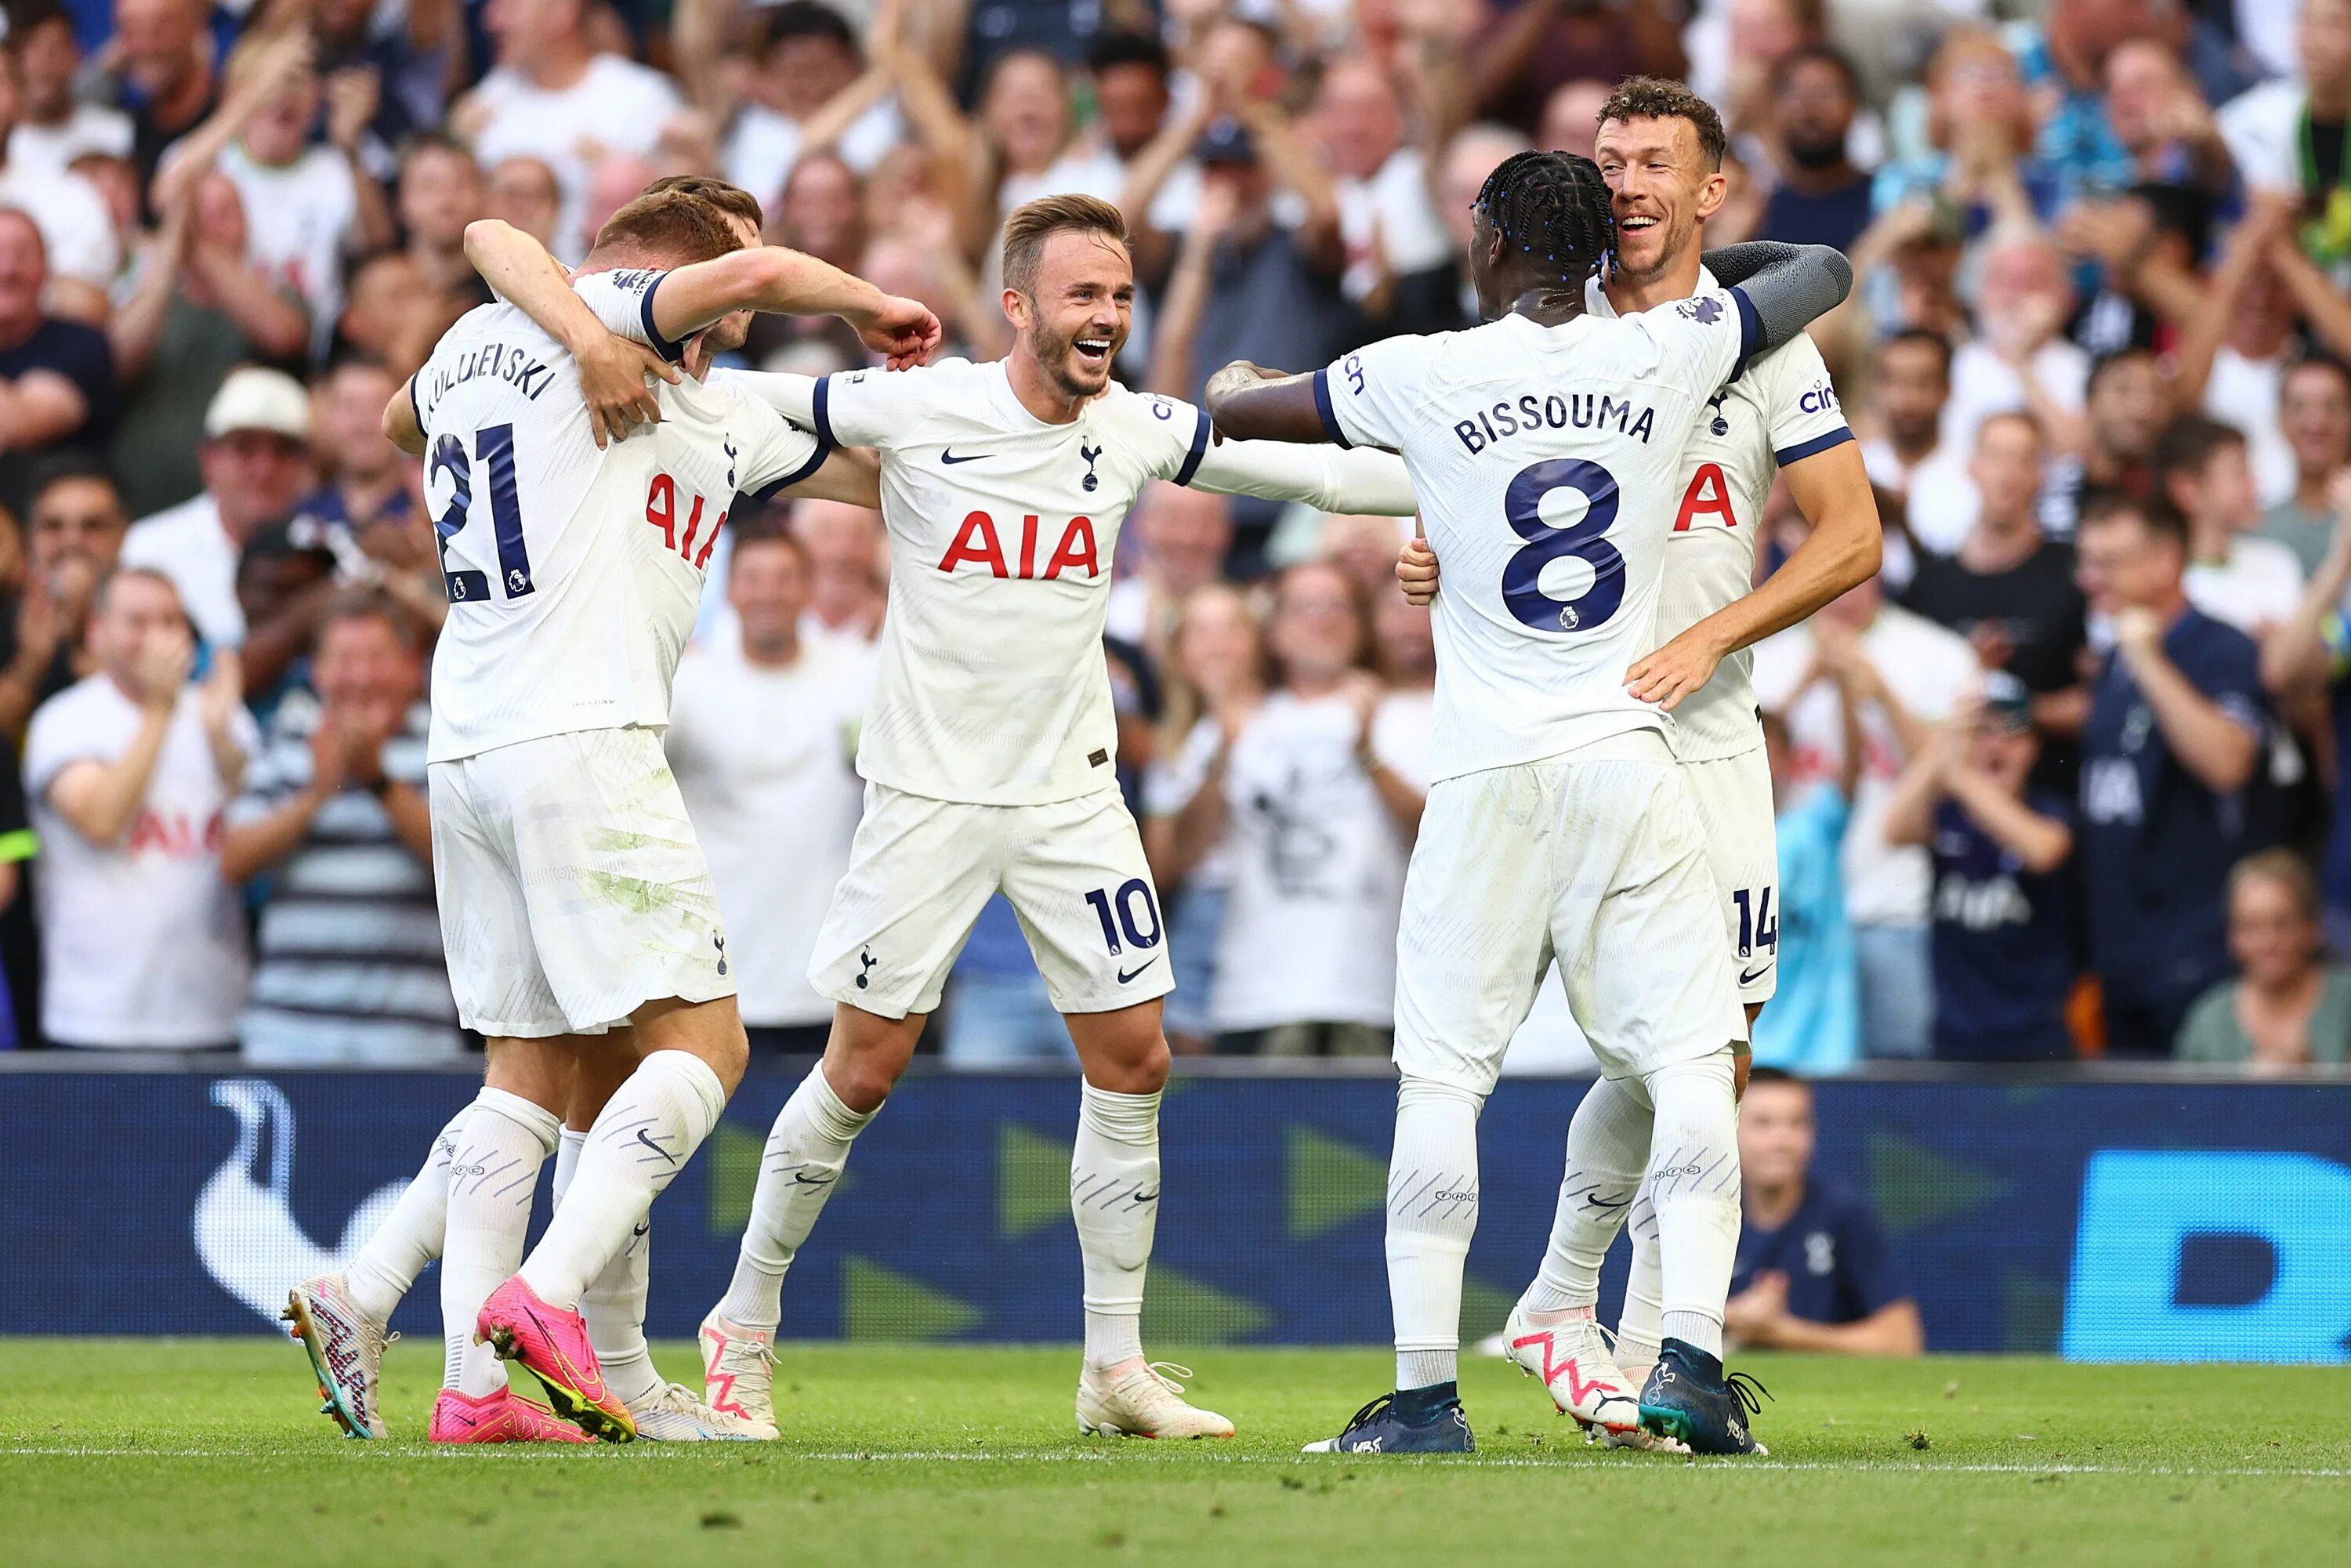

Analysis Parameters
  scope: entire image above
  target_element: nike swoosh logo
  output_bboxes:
[940,448,984,464]
[790,1170,837,1187]
[634,1128,679,1165]
[1117,956,1161,983]
[1129,1186,1161,1204]
[1738,964,1775,985]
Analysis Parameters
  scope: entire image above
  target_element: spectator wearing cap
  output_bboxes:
[0,464,128,739]
[1758,47,1874,256]
[2075,491,2273,1056]
[24,567,254,1050]
[5,2,136,175]
[223,592,452,1064]
[122,366,311,649]
[1724,1068,1925,1356]
[2258,358,2351,577]
[1884,672,2079,1063]
[456,0,686,260]
[0,29,120,325]
[0,208,114,518]
[109,172,310,516]
[669,526,873,1054]
[2162,415,2306,639]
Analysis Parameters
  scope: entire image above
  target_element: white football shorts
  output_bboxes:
[1682,744,1780,1007]
[429,726,734,1038]
[1395,730,1748,1091]
[809,783,1176,1019]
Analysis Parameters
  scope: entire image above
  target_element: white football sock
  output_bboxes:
[1641,1049,1742,1359]
[1072,1083,1160,1371]
[443,1088,560,1396]
[552,1127,585,1204]
[1523,1076,1650,1316]
[1386,1076,1483,1390]
[715,1063,874,1332]
[1616,1177,1664,1384]
[342,1105,466,1325]
[518,1050,726,1308]
[551,1126,661,1408]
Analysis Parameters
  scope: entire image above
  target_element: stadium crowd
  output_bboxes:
[1,0,2348,1073]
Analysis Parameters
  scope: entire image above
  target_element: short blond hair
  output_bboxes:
[1002,193,1128,296]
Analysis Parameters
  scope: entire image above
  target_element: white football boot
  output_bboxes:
[627,1380,777,1441]
[1076,1360,1235,1439]
[284,1274,393,1439]
[1501,1300,1672,1450]
[699,1309,778,1432]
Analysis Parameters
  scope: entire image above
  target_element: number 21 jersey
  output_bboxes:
[415,272,823,763]
[1317,292,1750,782]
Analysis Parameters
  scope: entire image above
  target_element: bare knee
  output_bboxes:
[1067,1004,1171,1095]
[822,1006,922,1113]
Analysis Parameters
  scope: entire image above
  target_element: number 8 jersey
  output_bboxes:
[414,272,824,764]
[1315,291,1751,782]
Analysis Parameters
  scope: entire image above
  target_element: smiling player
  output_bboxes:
[476,190,1421,1439]
[1207,150,1850,1456]
[1394,81,1882,1439]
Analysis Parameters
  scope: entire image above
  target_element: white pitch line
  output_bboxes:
[3,1445,2347,1477]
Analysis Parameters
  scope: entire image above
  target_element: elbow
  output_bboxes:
[1817,244,1856,304]
[462,219,512,266]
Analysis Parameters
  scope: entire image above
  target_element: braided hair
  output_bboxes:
[1473,150,1617,291]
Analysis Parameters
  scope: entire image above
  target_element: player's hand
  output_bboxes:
[1625,624,1730,712]
[1395,532,1440,607]
[575,334,677,448]
[857,295,944,370]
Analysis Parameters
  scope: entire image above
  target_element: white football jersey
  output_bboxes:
[1319,289,1751,782]
[730,359,1215,806]
[416,272,824,762]
[1586,269,1852,761]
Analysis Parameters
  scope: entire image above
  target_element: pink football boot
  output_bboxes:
[429,1387,595,1444]
[475,1276,636,1442]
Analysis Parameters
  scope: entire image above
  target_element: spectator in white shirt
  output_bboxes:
[456,0,686,258]
[1942,227,2089,465]
[1858,328,1966,563]
[24,567,255,1048]
[2162,414,2306,638]
[5,2,135,175]
[0,26,120,324]
[1150,559,1429,1056]
[669,524,874,1054]
[1312,54,1451,306]
[122,367,312,669]
[676,0,904,211]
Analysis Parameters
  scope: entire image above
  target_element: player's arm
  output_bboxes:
[1700,241,1856,357]
[627,245,941,369]
[381,377,426,458]
[462,219,684,447]
[773,447,882,509]
[1187,436,1418,515]
[1625,437,1882,710]
[1200,360,1335,445]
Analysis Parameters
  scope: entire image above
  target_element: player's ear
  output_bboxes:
[1695,169,1730,222]
[1002,288,1030,332]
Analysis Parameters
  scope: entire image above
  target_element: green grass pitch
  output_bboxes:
[4,1340,2346,1566]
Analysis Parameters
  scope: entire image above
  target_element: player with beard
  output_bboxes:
[469,191,1421,1439]
[1207,147,1852,1456]
[1394,81,1881,1445]
[283,182,936,1444]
